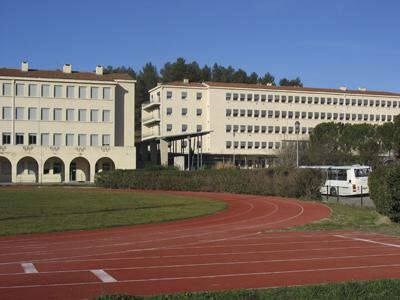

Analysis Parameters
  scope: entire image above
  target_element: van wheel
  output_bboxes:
[330,187,337,196]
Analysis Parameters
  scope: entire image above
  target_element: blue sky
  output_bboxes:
[1,0,399,91]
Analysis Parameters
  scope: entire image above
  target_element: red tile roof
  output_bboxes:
[162,81,206,88]
[0,68,134,82]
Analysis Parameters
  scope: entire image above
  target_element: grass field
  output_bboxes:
[0,188,227,236]
[94,279,400,299]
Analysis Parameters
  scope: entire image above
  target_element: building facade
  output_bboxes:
[0,62,136,183]
[142,80,400,168]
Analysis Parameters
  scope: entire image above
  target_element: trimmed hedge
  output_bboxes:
[369,164,400,222]
[95,168,324,199]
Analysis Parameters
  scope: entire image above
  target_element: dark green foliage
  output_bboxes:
[279,77,303,87]
[369,164,400,222]
[95,168,324,200]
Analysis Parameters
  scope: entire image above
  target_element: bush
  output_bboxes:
[369,164,400,222]
[95,167,324,200]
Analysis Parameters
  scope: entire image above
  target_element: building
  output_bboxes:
[141,80,400,168]
[0,62,136,183]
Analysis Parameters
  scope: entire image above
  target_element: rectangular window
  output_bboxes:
[53,133,62,146]
[247,141,253,149]
[327,98,332,105]
[196,92,202,100]
[91,109,99,122]
[281,111,287,118]
[275,95,280,102]
[181,91,187,99]
[240,125,246,132]
[196,108,202,116]
[29,84,37,97]
[27,107,36,121]
[166,107,172,115]
[15,133,24,145]
[233,125,239,132]
[181,108,187,116]
[240,109,245,117]
[247,94,253,101]
[16,83,24,96]
[288,111,294,118]
[90,134,98,146]
[254,94,260,101]
[233,93,238,101]
[261,110,266,118]
[79,86,86,99]
[314,97,319,104]
[275,111,280,118]
[247,109,252,117]
[41,133,49,146]
[226,141,232,149]
[254,125,260,133]
[307,97,312,104]
[103,110,111,122]
[53,108,62,121]
[182,124,187,132]
[67,86,75,98]
[15,107,24,120]
[3,83,11,96]
[2,133,11,145]
[247,125,253,133]
[91,87,99,99]
[66,109,74,121]
[333,98,338,105]
[78,109,87,122]
[102,134,110,146]
[233,109,238,117]
[226,125,232,132]
[41,108,50,121]
[301,96,306,103]
[261,126,266,133]
[254,110,260,118]
[78,134,86,146]
[268,95,273,102]
[41,85,50,97]
[226,109,232,117]
[240,94,245,101]
[261,94,266,102]
[166,124,172,131]
[66,134,74,146]
[103,87,110,100]
[196,125,202,132]
[166,91,172,99]
[226,93,231,101]
[54,85,62,98]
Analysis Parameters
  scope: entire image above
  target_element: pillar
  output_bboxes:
[160,139,169,166]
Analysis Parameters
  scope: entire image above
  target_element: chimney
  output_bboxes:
[358,87,367,91]
[63,64,72,74]
[339,86,348,91]
[95,65,103,75]
[21,61,29,72]
[183,78,189,84]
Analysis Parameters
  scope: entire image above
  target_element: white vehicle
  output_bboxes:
[300,165,371,196]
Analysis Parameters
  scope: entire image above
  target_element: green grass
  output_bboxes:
[0,188,227,236]
[94,279,400,299]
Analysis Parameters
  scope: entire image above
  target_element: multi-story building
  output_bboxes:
[0,62,136,183]
[142,80,400,168]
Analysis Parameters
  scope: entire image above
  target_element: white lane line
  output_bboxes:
[334,234,400,248]
[90,269,117,283]
[21,263,38,274]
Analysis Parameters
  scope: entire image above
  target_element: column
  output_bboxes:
[90,162,96,183]
[160,139,168,166]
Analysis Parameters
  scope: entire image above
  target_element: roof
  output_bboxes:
[155,80,400,97]
[0,68,134,82]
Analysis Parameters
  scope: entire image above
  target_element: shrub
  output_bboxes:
[95,167,324,200]
[369,164,400,222]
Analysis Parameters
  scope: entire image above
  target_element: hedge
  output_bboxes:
[95,167,324,199]
[369,164,400,222]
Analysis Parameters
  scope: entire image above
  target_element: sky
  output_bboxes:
[1,0,400,92]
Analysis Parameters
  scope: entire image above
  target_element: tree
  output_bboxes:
[279,77,303,87]
[259,72,275,85]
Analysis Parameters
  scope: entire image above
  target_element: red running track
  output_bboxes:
[1,191,400,299]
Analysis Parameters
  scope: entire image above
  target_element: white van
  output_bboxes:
[300,165,371,196]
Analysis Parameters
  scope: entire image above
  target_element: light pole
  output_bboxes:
[295,121,300,168]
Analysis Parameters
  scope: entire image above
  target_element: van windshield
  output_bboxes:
[355,168,369,177]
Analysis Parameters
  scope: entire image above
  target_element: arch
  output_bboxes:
[0,156,12,183]
[95,157,115,174]
[70,157,90,182]
[16,156,38,183]
[43,157,65,183]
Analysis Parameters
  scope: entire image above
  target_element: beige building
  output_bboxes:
[142,80,400,168]
[0,62,136,183]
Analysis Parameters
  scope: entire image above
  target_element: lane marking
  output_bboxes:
[21,263,38,274]
[90,269,117,283]
[334,235,400,248]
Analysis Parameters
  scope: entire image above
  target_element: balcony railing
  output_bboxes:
[142,97,161,110]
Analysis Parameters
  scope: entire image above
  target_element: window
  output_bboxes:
[382,115,386,122]
[281,111,287,118]
[275,126,280,134]
[91,110,99,122]
[314,97,319,104]
[233,125,239,132]
[53,133,62,146]
[41,133,49,146]
[288,96,293,103]
[288,127,294,134]
[166,124,172,131]
[321,112,326,119]
[103,110,110,122]
[275,142,281,149]
[363,99,368,106]
[268,126,273,133]
[66,109,74,121]
[181,91,187,99]
[261,110,266,118]
[295,111,300,119]
[339,113,344,120]
[275,95,280,102]
[282,95,287,102]
[370,114,374,121]
[357,114,362,121]
[268,110,273,118]
[89,134,98,146]
[247,125,253,133]
[196,108,202,116]
[240,125,245,132]
[352,114,356,120]
[268,142,273,149]
[166,91,172,99]
[247,109,252,117]
[333,98,338,105]
[91,87,99,99]
[254,110,259,117]
[387,101,392,107]
[16,84,24,96]
[301,127,307,134]
[41,108,50,121]
[339,98,344,105]
[67,86,75,98]
[41,85,50,97]
[308,112,313,119]
[196,125,202,132]
[15,133,24,145]
[66,134,74,146]
[247,94,253,101]
[102,134,110,146]
[327,113,332,120]
[254,94,260,101]
[301,111,306,119]
[333,113,338,120]
[294,96,300,103]
[320,98,325,104]
[375,100,380,107]
[29,84,37,96]
[2,133,11,145]
[78,109,87,122]
[3,83,11,96]
[261,142,267,149]
[53,108,62,121]
[54,85,62,98]
[261,94,266,102]
[268,95,273,102]
[226,93,231,101]
[233,109,238,117]
[240,109,245,117]
[301,96,306,103]
[240,141,246,149]
[307,97,312,104]
[346,113,350,120]
[327,98,332,105]
[166,107,172,115]
[226,141,232,149]
[275,111,280,118]
[369,100,374,106]
[240,93,245,101]
[314,112,319,119]
[226,109,232,117]
[388,115,392,122]
[357,99,362,106]
[103,87,111,100]
[261,126,266,133]
[181,108,187,116]
[196,92,202,100]
[15,107,24,120]
[247,141,253,149]
[79,86,86,99]
[78,134,86,146]
[182,124,187,132]
[394,101,398,108]
[381,100,386,107]
[254,125,260,133]
[363,114,368,121]
[226,125,232,132]
[376,114,380,121]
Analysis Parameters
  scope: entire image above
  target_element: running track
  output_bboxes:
[2,191,400,299]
